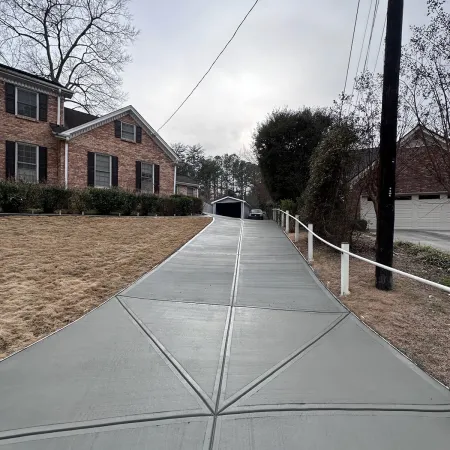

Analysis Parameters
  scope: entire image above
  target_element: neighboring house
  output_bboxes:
[353,125,450,230]
[1,64,178,195]
[176,175,199,197]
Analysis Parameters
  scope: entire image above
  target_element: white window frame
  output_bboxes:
[140,162,155,193]
[15,142,39,183]
[121,121,136,142]
[94,153,112,188]
[15,87,39,120]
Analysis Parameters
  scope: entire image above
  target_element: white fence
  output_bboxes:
[273,209,450,296]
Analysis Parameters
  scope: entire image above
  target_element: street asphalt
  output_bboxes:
[395,229,450,252]
[0,217,449,448]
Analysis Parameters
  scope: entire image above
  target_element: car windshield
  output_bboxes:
[251,209,262,213]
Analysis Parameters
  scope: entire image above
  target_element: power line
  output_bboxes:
[362,0,380,73]
[374,13,387,72]
[157,0,260,132]
[350,0,375,99]
[343,0,361,95]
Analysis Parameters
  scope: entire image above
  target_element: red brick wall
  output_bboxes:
[176,184,198,197]
[67,114,175,195]
[396,146,448,193]
[359,145,448,196]
[0,80,63,184]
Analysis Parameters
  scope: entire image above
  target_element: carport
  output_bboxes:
[212,196,251,219]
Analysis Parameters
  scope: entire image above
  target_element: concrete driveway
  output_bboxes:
[395,230,450,252]
[0,217,449,449]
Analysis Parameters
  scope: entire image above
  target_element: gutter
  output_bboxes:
[64,139,69,188]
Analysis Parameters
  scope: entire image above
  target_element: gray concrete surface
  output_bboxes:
[0,217,449,449]
[394,229,450,252]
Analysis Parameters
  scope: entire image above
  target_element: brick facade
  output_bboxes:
[0,79,64,185]
[1,68,177,195]
[66,114,175,195]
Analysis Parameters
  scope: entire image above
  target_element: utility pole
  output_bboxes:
[376,0,404,290]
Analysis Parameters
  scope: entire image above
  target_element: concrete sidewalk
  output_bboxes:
[0,217,449,449]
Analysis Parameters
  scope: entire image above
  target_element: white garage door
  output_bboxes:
[361,195,450,230]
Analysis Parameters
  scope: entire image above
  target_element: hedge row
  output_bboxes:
[0,181,203,216]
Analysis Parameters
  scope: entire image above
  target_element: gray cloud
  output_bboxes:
[122,0,431,156]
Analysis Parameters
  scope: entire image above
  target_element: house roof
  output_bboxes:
[56,105,179,162]
[211,196,250,205]
[0,63,73,97]
[176,175,199,186]
[64,108,98,129]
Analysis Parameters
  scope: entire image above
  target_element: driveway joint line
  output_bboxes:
[0,412,212,442]
[218,312,350,414]
[117,297,215,414]
[208,220,244,450]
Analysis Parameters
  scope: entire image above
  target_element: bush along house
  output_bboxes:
[1,64,179,195]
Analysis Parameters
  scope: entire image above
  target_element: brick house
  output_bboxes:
[354,125,450,230]
[1,64,179,195]
[176,175,200,197]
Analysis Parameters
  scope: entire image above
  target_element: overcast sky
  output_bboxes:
[123,0,430,156]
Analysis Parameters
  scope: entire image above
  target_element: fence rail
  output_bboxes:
[274,208,450,295]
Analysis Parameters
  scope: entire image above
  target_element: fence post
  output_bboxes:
[281,212,285,229]
[341,243,350,296]
[295,215,299,242]
[285,211,290,234]
[308,224,314,263]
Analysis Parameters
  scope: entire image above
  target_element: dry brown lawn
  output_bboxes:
[290,232,450,388]
[0,216,211,359]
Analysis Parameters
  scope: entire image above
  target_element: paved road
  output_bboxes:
[395,229,450,252]
[0,217,449,449]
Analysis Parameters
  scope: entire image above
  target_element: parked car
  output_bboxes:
[249,209,264,220]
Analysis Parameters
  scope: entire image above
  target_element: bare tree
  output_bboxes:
[401,0,450,192]
[0,0,139,113]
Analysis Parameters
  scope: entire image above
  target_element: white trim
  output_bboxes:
[94,153,112,188]
[15,86,39,120]
[57,105,179,162]
[64,141,69,188]
[15,142,39,182]
[174,166,177,194]
[211,196,250,206]
[120,121,136,142]
[0,67,73,97]
[57,89,61,126]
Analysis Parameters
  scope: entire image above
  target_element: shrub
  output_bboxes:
[84,188,123,215]
[118,190,138,216]
[39,185,71,213]
[171,195,194,216]
[302,123,359,245]
[0,181,39,213]
[138,193,159,216]
[191,197,203,215]
[67,189,90,214]
[352,219,368,232]
[280,199,296,214]
[156,197,176,216]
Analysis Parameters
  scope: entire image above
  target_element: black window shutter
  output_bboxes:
[154,164,160,194]
[135,161,141,190]
[5,141,16,179]
[114,120,121,138]
[38,146,47,183]
[87,152,95,186]
[39,93,48,122]
[111,156,118,187]
[136,126,142,143]
[5,83,15,114]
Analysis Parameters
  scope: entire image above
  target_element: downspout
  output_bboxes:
[64,139,69,188]
[57,88,61,125]
[173,165,177,194]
